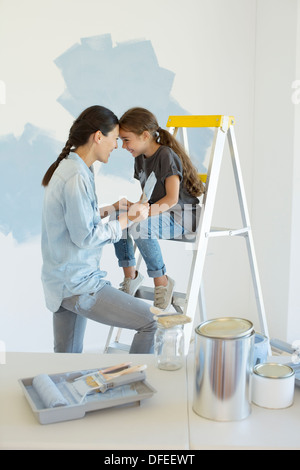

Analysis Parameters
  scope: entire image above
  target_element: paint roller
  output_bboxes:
[32,374,68,408]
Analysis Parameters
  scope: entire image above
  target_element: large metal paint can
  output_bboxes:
[193,317,255,421]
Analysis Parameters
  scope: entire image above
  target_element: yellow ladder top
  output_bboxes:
[199,173,207,183]
[166,115,235,128]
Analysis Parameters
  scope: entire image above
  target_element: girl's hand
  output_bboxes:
[128,202,149,223]
[147,175,180,217]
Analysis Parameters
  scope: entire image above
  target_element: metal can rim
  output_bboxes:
[195,317,254,340]
[253,362,295,379]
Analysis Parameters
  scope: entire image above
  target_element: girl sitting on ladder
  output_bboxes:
[114,107,205,310]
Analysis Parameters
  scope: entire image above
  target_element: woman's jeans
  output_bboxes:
[114,212,186,278]
[53,284,156,354]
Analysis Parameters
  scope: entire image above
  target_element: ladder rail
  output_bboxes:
[227,126,270,340]
[182,126,228,353]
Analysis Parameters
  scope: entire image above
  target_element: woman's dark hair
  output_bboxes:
[42,105,118,186]
[119,107,204,197]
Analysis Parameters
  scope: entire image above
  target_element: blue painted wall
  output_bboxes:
[0,34,212,244]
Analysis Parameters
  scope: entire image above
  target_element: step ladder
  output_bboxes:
[104,115,270,355]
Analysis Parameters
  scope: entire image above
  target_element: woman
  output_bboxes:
[41,105,156,353]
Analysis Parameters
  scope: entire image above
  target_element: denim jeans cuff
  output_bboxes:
[118,259,136,268]
[147,265,166,278]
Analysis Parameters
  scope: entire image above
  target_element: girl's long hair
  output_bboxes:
[42,105,118,186]
[119,107,205,197]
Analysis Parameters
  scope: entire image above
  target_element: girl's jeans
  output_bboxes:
[114,212,186,278]
[53,284,156,354]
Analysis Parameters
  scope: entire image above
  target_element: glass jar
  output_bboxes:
[154,324,184,371]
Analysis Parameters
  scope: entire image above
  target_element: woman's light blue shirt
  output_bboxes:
[41,152,122,312]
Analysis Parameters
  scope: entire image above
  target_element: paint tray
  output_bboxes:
[18,364,156,424]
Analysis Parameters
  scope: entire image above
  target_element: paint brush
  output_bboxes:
[150,306,192,327]
[72,364,147,401]
[140,171,157,203]
[150,306,176,317]
[74,362,132,382]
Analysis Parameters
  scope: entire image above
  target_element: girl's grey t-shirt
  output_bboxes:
[134,145,200,232]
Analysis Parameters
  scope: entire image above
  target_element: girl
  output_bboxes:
[41,105,156,354]
[114,107,205,310]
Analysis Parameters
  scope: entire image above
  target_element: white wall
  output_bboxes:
[252,0,300,342]
[0,0,299,352]
[287,0,300,341]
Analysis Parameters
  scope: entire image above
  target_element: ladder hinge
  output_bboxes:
[221,116,230,133]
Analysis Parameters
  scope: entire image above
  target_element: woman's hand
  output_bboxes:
[127,202,149,223]
[117,202,149,229]
[100,198,132,218]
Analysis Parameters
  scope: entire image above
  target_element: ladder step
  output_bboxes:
[135,286,154,301]
[105,342,130,353]
[136,286,186,303]
[207,226,250,238]
[168,233,197,243]
[270,338,295,355]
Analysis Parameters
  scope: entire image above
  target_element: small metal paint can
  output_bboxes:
[193,317,254,421]
[252,363,295,409]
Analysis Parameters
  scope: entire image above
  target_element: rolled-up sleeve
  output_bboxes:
[160,151,183,185]
[63,174,122,248]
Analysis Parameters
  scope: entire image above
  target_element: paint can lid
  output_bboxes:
[254,362,295,379]
[196,317,253,339]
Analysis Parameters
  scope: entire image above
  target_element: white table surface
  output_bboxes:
[187,352,300,450]
[2,351,300,450]
[0,352,189,450]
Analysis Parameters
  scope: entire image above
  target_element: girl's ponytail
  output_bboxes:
[157,128,205,198]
